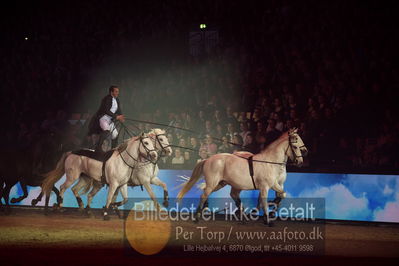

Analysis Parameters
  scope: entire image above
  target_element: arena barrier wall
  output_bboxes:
[8,170,399,223]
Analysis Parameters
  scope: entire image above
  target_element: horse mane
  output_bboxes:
[265,131,289,151]
[116,136,139,153]
[147,128,165,137]
[117,142,128,153]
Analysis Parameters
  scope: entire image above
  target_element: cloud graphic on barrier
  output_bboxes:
[383,184,394,196]
[344,174,397,200]
[373,182,399,222]
[299,183,371,220]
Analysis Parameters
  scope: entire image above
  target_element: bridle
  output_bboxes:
[118,135,157,170]
[152,133,171,157]
[234,132,305,166]
[288,133,304,165]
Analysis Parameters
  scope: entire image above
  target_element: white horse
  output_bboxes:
[42,133,158,220]
[177,128,307,225]
[71,128,173,214]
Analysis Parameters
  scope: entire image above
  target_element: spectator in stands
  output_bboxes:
[239,122,252,146]
[189,136,199,151]
[197,148,209,162]
[201,134,218,156]
[214,123,225,139]
[226,122,238,143]
[218,136,233,153]
[243,133,258,154]
[231,133,244,152]
[201,120,215,138]
[5,1,399,173]
[265,119,282,146]
[183,151,196,168]
[171,148,184,169]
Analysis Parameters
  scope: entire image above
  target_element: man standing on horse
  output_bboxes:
[88,85,125,153]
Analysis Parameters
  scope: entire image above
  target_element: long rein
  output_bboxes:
[118,118,303,167]
[118,138,156,173]
[234,135,300,166]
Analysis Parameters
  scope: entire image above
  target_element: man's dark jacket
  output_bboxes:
[88,95,122,135]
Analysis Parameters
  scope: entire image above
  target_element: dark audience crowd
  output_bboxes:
[2,1,398,173]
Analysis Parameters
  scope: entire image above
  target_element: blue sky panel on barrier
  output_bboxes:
[8,170,399,223]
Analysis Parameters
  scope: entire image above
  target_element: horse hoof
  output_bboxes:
[31,199,38,206]
[103,214,110,221]
[163,201,169,208]
[10,198,19,204]
[234,208,242,216]
[193,212,201,223]
[263,220,274,227]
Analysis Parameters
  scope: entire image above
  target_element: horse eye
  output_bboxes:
[144,141,149,145]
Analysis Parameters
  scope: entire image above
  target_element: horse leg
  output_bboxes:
[202,182,226,211]
[11,181,28,203]
[259,186,273,226]
[195,186,214,222]
[112,184,128,219]
[86,182,102,216]
[32,191,42,206]
[58,169,80,210]
[110,186,121,216]
[269,179,287,218]
[142,182,161,211]
[3,183,13,214]
[104,183,118,221]
[71,178,87,211]
[230,187,243,216]
[40,186,60,214]
[150,177,169,207]
[0,180,4,206]
[42,186,60,215]
[270,186,285,217]
[52,186,60,206]
[44,193,50,215]
[110,187,120,207]
[271,181,286,201]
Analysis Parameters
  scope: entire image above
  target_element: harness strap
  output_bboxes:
[101,160,107,185]
[248,156,257,189]
[234,154,286,165]
[119,148,150,191]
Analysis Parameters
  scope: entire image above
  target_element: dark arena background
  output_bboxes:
[1,1,399,265]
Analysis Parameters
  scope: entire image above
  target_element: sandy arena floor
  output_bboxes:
[0,207,398,265]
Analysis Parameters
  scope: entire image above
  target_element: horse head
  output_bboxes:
[138,133,158,162]
[148,128,173,157]
[288,128,307,167]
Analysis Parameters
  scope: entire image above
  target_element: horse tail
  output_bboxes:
[42,152,70,197]
[177,160,206,201]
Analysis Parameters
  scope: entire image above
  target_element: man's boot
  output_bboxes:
[95,130,110,153]
[111,138,119,149]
